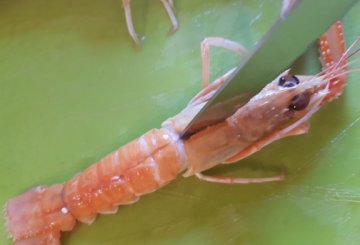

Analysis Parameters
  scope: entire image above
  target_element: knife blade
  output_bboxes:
[181,0,359,138]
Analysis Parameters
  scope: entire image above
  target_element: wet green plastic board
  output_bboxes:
[0,1,360,244]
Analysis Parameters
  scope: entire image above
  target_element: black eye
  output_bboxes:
[278,75,300,88]
[289,93,310,111]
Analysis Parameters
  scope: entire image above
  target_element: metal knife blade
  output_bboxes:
[181,0,359,138]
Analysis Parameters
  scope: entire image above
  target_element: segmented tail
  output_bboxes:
[5,184,76,245]
[5,128,185,244]
[63,128,184,224]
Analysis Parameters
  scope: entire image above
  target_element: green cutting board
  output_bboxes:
[1,0,360,244]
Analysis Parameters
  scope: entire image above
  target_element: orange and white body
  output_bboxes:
[5,3,354,242]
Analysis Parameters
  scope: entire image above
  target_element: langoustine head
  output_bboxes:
[183,38,360,176]
[183,69,336,176]
[228,69,332,142]
[230,36,360,141]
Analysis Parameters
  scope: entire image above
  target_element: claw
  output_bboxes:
[319,20,347,103]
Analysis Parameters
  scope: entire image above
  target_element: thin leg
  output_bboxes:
[195,168,285,184]
[160,0,178,35]
[122,0,141,47]
[193,123,309,185]
[201,37,247,88]
[223,122,310,164]
[189,67,236,106]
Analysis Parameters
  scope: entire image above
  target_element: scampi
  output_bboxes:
[5,18,358,243]
[5,0,360,243]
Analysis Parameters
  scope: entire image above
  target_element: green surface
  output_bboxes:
[0,1,360,244]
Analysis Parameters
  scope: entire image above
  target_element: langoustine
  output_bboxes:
[5,19,355,244]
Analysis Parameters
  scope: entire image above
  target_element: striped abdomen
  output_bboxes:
[6,128,185,244]
[63,128,185,223]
